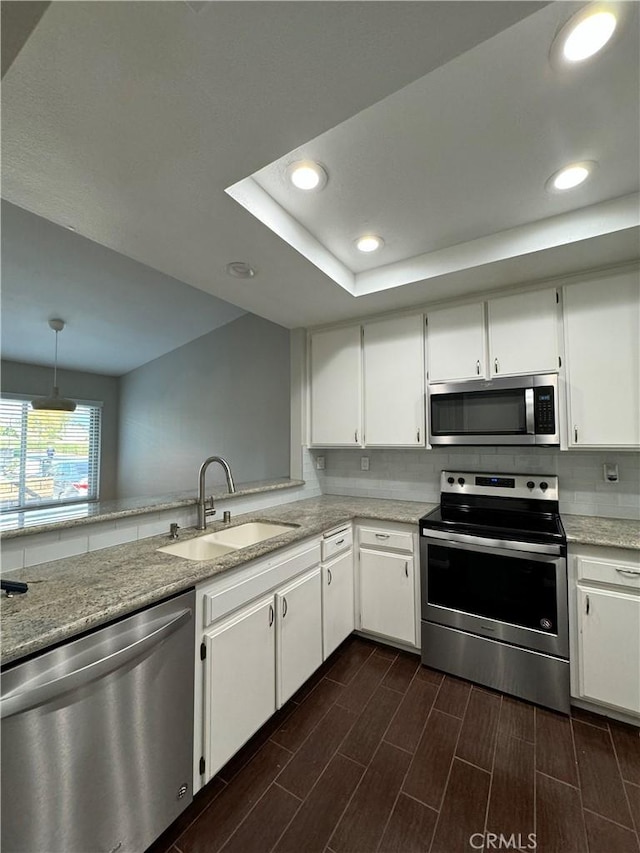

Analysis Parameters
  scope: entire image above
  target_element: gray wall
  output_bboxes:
[117,313,290,497]
[1,360,120,500]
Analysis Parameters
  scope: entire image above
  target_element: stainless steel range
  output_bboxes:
[420,470,569,713]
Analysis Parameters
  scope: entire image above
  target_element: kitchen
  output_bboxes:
[1,2,639,852]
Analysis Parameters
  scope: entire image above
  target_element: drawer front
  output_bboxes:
[204,543,321,627]
[578,556,640,591]
[322,527,353,562]
[359,527,413,554]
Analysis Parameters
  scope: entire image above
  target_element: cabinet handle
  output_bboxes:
[268,605,274,627]
[354,429,358,443]
[327,568,333,585]
[494,358,499,374]
[417,428,420,443]
[574,426,578,443]
[282,597,288,618]
[476,360,480,375]
[585,595,590,616]
[616,568,640,576]
[404,561,409,578]
[375,533,390,540]
[335,539,344,546]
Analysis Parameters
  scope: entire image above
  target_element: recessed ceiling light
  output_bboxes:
[550,5,619,66]
[546,161,597,192]
[287,161,328,191]
[225,261,256,279]
[355,235,384,253]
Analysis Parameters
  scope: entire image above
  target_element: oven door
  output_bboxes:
[420,534,568,658]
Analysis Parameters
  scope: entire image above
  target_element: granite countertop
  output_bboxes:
[0,495,435,666]
[2,494,637,667]
[0,478,304,538]
[563,514,640,551]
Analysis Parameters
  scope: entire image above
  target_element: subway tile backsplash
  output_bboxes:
[312,447,640,520]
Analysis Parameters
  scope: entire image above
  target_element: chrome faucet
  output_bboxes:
[196,456,236,530]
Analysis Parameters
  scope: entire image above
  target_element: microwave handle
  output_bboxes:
[525,388,535,435]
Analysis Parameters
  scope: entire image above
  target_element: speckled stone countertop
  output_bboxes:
[563,514,640,551]
[0,478,304,538]
[0,495,435,666]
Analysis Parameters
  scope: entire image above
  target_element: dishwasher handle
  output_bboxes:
[1,607,192,720]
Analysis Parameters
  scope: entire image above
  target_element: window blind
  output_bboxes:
[0,396,101,512]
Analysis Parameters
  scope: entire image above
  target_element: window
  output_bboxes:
[0,396,101,512]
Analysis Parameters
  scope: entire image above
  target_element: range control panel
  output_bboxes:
[440,471,559,501]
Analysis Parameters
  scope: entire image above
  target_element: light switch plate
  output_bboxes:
[316,456,325,470]
[361,457,370,471]
[603,462,619,483]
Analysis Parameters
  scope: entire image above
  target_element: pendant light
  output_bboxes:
[31,319,77,412]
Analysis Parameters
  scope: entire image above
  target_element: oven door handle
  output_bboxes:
[421,529,563,557]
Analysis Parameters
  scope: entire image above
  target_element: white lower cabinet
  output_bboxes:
[571,547,640,719]
[357,524,418,647]
[322,550,355,658]
[203,595,276,779]
[276,568,323,707]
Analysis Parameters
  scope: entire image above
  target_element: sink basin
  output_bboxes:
[157,539,237,561]
[208,522,297,548]
[157,522,298,561]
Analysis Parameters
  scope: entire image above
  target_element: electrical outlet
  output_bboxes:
[603,463,619,483]
[361,456,370,471]
[315,456,325,471]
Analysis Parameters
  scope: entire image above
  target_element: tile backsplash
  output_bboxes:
[312,447,640,520]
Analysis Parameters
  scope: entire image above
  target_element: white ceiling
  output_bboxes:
[1,201,245,376]
[1,0,639,358]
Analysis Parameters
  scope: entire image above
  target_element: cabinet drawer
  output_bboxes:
[359,527,413,554]
[578,557,640,591]
[203,543,321,627]
[322,527,352,562]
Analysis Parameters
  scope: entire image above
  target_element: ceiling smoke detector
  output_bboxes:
[225,261,256,279]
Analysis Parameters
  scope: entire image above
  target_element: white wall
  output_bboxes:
[313,446,640,520]
[117,313,291,497]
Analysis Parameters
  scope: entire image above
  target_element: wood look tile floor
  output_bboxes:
[147,637,640,853]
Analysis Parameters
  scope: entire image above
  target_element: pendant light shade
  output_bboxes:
[31,319,77,412]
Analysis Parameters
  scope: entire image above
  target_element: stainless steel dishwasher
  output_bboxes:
[1,588,195,853]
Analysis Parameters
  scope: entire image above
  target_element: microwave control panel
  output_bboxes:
[533,386,556,434]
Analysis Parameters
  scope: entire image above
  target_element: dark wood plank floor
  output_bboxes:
[147,636,640,853]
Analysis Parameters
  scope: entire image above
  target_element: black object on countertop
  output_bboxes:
[1,579,28,595]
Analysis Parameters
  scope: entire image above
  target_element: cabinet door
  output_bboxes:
[310,326,362,446]
[359,549,415,645]
[276,567,323,707]
[203,595,276,780]
[577,586,640,714]
[322,550,355,659]
[363,315,425,446]
[564,272,640,447]
[488,289,559,376]
[427,303,486,382]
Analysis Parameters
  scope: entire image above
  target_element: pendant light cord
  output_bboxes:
[53,330,59,388]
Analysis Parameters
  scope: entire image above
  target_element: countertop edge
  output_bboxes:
[0,479,305,539]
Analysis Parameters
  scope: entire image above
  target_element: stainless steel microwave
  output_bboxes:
[428,374,560,446]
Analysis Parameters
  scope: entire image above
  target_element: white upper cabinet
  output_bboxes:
[488,289,559,376]
[427,290,559,383]
[363,315,425,446]
[427,302,486,383]
[309,325,362,446]
[564,271,640,448]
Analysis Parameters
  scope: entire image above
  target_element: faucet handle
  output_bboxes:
[169,523,180,539]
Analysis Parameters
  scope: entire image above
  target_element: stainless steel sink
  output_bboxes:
[157,522,298,561]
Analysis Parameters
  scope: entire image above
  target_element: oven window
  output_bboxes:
[427,544,558,633]
[430,389,527,436]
